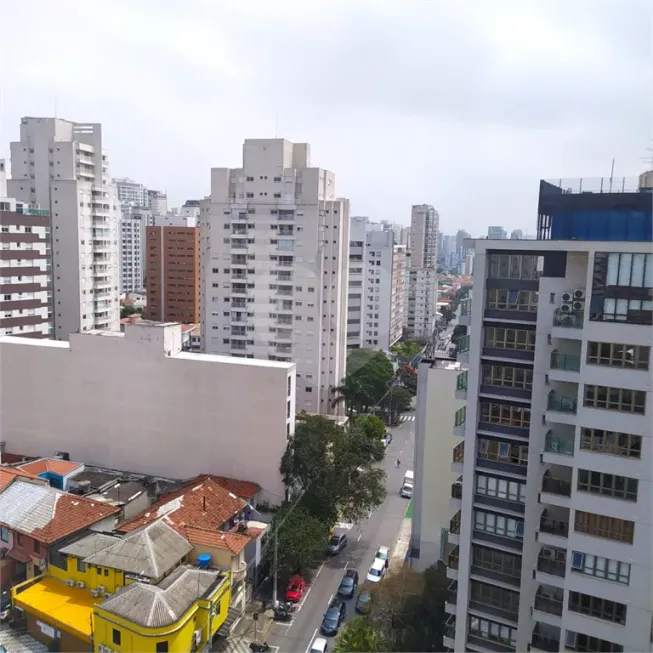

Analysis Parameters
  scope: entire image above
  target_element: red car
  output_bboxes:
[285,575,306,602]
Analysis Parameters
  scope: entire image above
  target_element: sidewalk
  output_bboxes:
[388,516,411,574]
[224,600,275,653]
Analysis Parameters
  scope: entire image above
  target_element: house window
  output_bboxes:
[156,642,169,652]
[0,527,8,542]
[112,629,121,646]
[77,559,86,573]
[49,550,67,570]
[474,510,524,540]
[104,568,109,576]
[16,533,22,545]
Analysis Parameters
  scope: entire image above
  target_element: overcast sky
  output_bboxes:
[1,0,650,235]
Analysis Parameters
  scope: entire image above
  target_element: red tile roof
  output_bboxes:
[19,458,82,477]
[29,494,119,544]
[117,477,247,535]
[185,526,250,554]
[0,466,45,491]
[192,474,261,501]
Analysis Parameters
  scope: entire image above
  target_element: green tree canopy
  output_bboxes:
[381,387,413,422]
[339,350,394,414]
[334,616,384,653]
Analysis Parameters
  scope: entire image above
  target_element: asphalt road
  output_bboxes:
[269,416,416,653]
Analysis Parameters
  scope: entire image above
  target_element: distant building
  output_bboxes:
[410,204,439,268]
[404,267,438,340]
[145,225,200,324]
[487,225,507,239]
[114,177,149,207]
[510,229,523,239]
[119,204,150,293]
[147,189,168,215]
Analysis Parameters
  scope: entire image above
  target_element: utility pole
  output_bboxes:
[272,526,279,608]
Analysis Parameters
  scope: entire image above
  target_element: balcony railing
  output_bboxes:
[550,351,581,372]
[539,515,569,538]
[451,478,463,500]
[444,617,456,640]
[534,589,563,616]
[454,406,466,427]
[452,442,465,463]
[448,546,459,569]
[542,474,572,497]
[460,298,472,316]
[456,334,470,353]
[547,393,577,414]
[456,370,468,391]
[544,433,575,456]
[532,629,560,653]
[552,309,584,328]
[537,554,566,578]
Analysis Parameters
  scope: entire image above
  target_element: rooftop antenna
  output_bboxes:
[609,158,615,192]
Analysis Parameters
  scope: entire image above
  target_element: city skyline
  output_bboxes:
[1,1,648,234]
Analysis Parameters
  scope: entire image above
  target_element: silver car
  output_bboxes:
[326,532,348,555]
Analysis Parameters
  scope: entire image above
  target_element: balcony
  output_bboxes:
[539,510,569,541]
[450,512,461,535]
[531,624,561,653]
[448,545,459,570]
[451,477,463,500]
[537,548,566,578]
[456,334,470,364]
[552,308,584,329]
[455,370,468,400]
[459,298,472,326]
[544,431,574,457]
[453,406,466,436]
[452,442,464,472]
[547,392,577,414]
[550,351,581,373]
[445,581,457,615]
[541,470,572,498]
[444,616,455,644]
[534,585,564,617]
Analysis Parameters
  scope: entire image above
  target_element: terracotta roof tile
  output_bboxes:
[192,474,261,501]
[184,526,250,554]
[118,477,246,535]
[19,458,82,477]
[0,467,44,491]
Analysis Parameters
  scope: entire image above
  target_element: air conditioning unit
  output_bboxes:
[561,292,573,302]
[572,301,584,311]
[76,581,85,589]
[560,303,573,313]
[194,629,202,646]
[90,589,99,598]
[67,579,76,587]
[104,592,113,599]
[97,585,106,593]
[573,289,585,300]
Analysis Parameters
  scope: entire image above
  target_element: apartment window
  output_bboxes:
[472,545,522,579]
[113,629,122,646]
[468,615,517,648]
[474,510,524,539]
[571,551,630,584]
[587,341,649,369]
[565,632,623,653]
[583,384,645,414]
[470,581,520,618]
[476,475,525,503]
[482,364,533,390]
[580,428,641,458]
[478,439,528,466]
[577,469,638,501]
[484,326,535,350]
[574,510,634,544]
[479,402,530,428]
[486,289,538,312]
[568,591,627,625]
[488,254,540,280]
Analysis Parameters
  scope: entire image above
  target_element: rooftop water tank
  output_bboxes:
[197,554,211,569]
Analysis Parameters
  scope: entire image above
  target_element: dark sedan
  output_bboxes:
[320,598,346,636]
[337,569,359,599]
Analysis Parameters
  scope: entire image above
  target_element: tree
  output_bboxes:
[334,616,385,652]
[280,414,387,527]
[121,305,137,318]
[452,324,467,341]
[332,375,375,417]
[381,387,413,423]
[390,340,422,365]
[340,350,394,413]
[439,305,455,325]
[265,503,328,580]
[397,364,417,396]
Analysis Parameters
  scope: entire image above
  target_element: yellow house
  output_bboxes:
[92,566,231,653]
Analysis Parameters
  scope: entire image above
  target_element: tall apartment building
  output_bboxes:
[488,225,508,239]
[347,216,368,348]
[0,159,52,338]
[115,177,149,206]
[442,176,652,653]
[404,267,438,340]
[390,245,407,346]
[145,225,200,323]
[119,204,150,293]
[456,229,472,261]
[199,139,350,414]
[410,204,439,268]
[147,189,168,216]
[8,117,120,338]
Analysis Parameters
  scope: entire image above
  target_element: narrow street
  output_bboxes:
[267,416,416,653]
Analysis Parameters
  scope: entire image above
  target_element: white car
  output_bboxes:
[310,636,328,653]
[366,557,386,583]
[375,545,390,564]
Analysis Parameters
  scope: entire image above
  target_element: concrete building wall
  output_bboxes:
[404,267,438,340]
[199,139,349,414]
[0,322,295,504]
[347,216,368,348]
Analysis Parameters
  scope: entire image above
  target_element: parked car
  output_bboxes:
[366,557,386,583]
[285,575,306,603]
[0,591,10,621]
[310,637,328,653]
[337,569,359,598]
[384,432,393,447]
[320,598,347,636]
[375,545,390,568]
[326,532,348,555]
[355,589,372,614]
